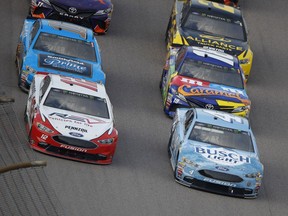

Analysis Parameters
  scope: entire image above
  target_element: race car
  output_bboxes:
[16,18,105,92]
[29,0,113,34]
[168,108,264,198]
[166,0,252,79]
[160,46,251,118]
[25,73,118,164]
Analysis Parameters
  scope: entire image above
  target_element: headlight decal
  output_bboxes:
[37,122,54,133]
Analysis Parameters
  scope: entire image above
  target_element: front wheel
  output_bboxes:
[24,106,28,123]
[168,133,172,158]
[173,151,180,178]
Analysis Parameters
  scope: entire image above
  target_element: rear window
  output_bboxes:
[182,12,246,41]
[34,33,97,62]
[44,88,109,119]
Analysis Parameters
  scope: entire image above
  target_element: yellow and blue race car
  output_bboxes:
[160,46,251,118]
[166,0,252,79]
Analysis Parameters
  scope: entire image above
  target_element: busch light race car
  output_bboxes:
[166,0,253,79]
[29,0,113,34]
[168,108,264,198]
[25,73,118,164]
[160,46,251,118]
[16,18,105,92]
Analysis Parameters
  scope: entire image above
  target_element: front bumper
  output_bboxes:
[29,126,117,165]
[164,93,250,118]
[175,177,259,198]
[174,166,260,198]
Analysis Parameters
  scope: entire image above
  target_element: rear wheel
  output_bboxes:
[24,106,28,123]
[165,17,172,44]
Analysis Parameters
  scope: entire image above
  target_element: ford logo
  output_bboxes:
[68,7,77,14]
[69,132,83,137]
[216,166,229,172]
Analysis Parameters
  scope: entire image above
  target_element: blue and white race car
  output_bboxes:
[16,18,105,92]
[168,108,264,198]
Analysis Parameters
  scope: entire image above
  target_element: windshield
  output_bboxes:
[44,88,109,119]
[182,12,246,41]
[189,122,254,152]
[178,58,244,89]
[34,33,97,62]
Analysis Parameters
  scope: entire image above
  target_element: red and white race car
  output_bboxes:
[25,73,118,164]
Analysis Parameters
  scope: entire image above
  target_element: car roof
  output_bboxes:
[41,73,108,98]
[38,19,94,41]
[189,0,243,20]
[185,46,240,68]
[193,108,250,131]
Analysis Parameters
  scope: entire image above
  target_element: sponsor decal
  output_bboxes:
[203,178,236,187]
[180,77,203,86]
[200,35,231,43]
[215,166,229,171]
[49,112,105,125]
[203,46,225,53]
[195,146,250,165]
[39,54,92,77]
[65,126,87,133]
[59,13,84,20]
[60,144,87,152]
[69,132,84,137]
[186,36,243,52]
[220,87,245,96]
[178,86,242,100]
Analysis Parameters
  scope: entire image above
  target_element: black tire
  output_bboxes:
[165,17,172,44]
[173,151,180,179]
[24,106,28,123]
[168,133,172,158]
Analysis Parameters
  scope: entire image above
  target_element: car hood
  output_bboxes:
[173,76,250,107]
[179,142,263,175]
[41,106,113,140]
[49,0,112,11]
[180,29,249,57]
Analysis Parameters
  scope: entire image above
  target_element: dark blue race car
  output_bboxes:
[29,0,113,34]
[16,18,105,92]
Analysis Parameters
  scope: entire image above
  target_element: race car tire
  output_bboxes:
[168,133,172,158]
[165,17,172,44]
[24,106,28,123]
[173,151,180,179]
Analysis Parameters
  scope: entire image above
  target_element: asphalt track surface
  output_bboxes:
[1,0,288,216]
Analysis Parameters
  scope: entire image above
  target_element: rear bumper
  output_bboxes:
[31,7,112,34]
